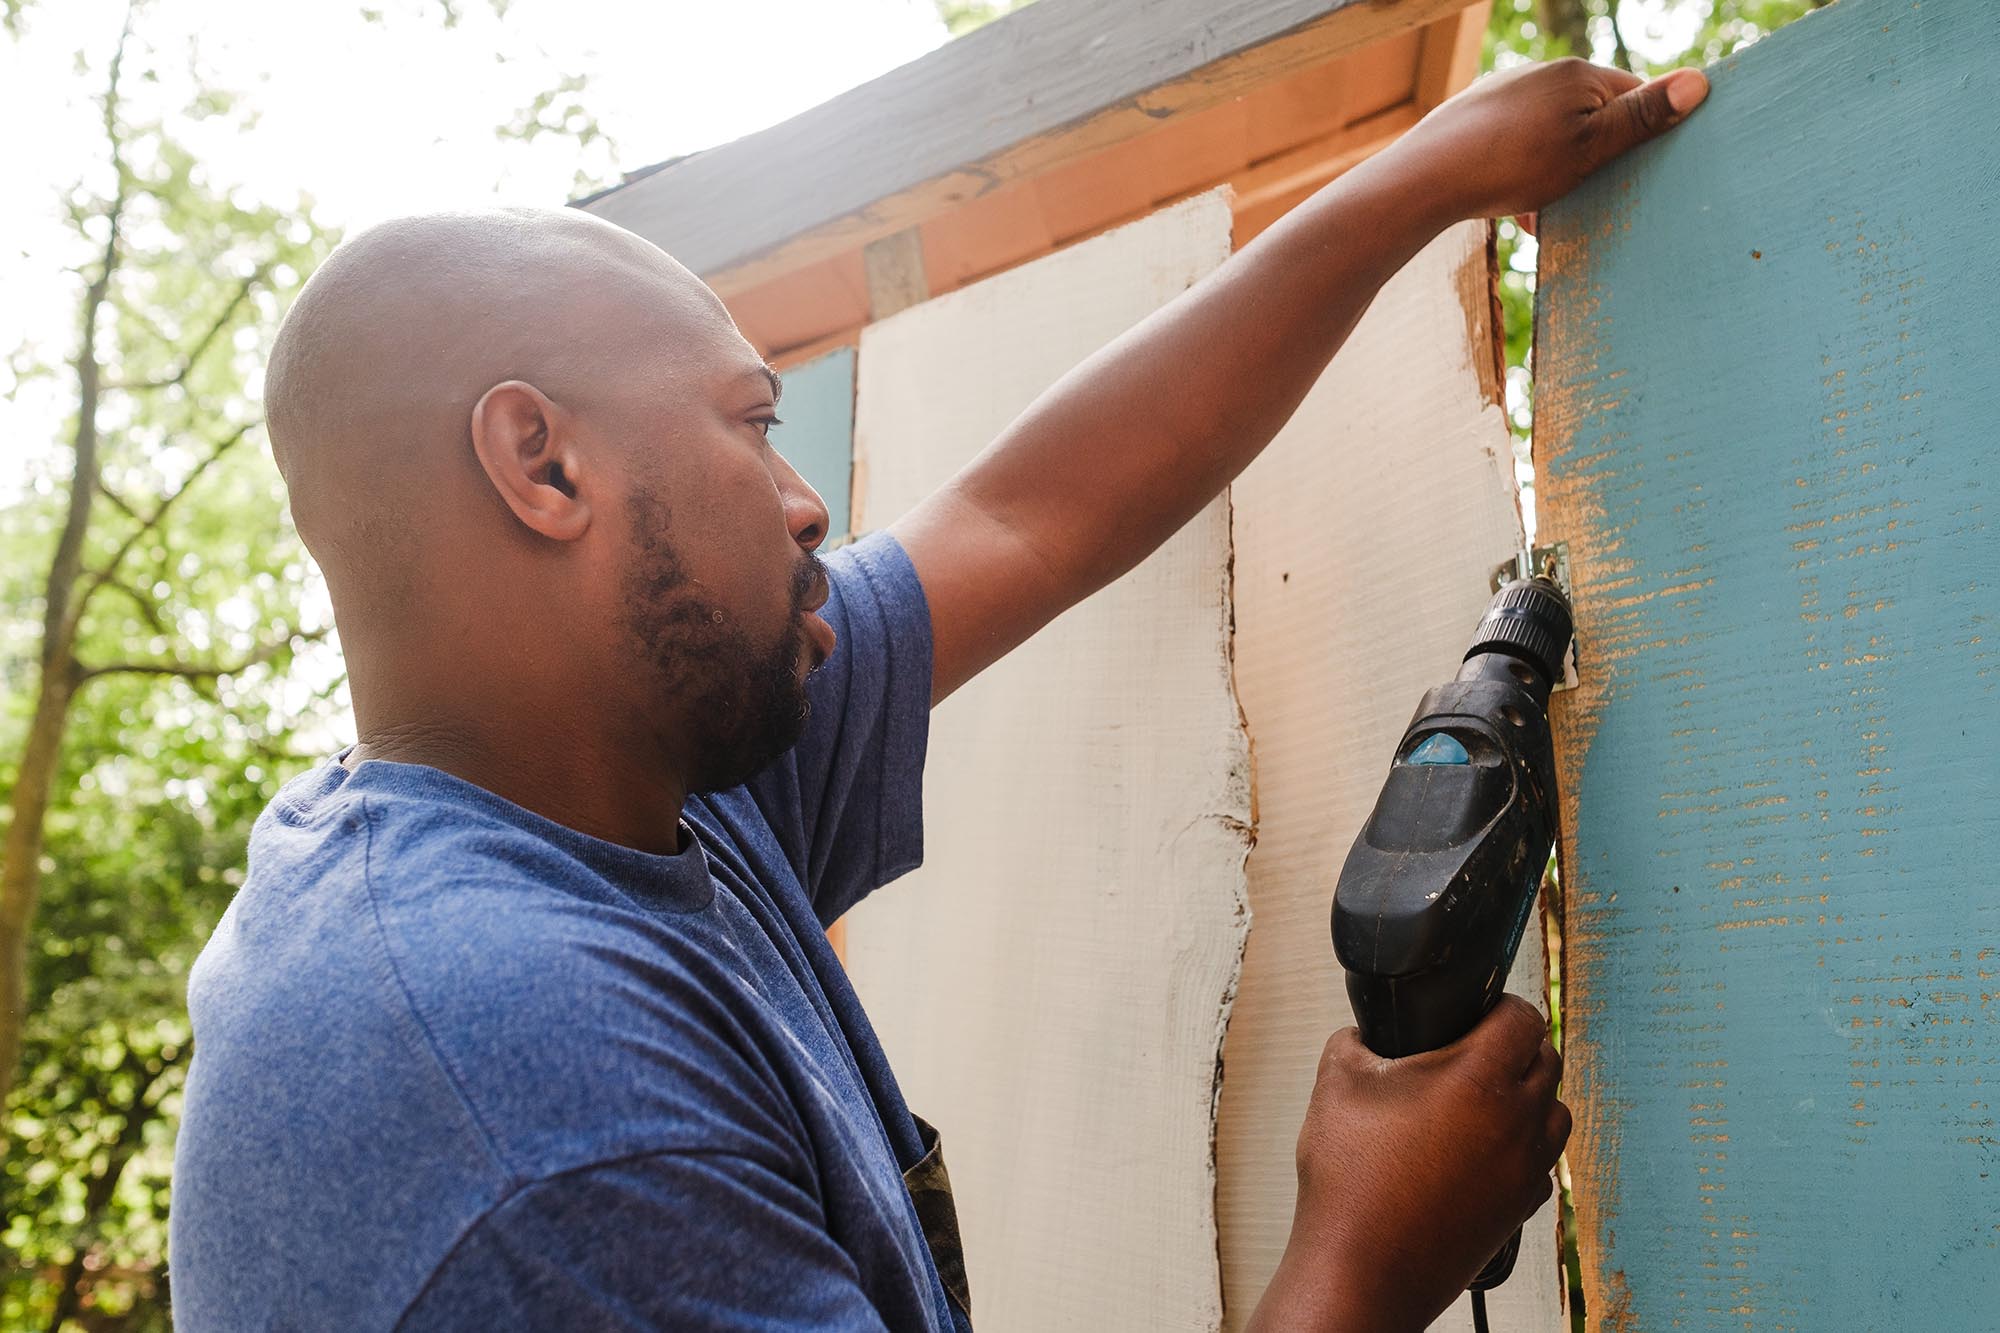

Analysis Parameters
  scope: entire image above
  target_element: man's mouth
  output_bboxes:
[791,558,835,669]
[801,568,830,616]
[801,609,837,668]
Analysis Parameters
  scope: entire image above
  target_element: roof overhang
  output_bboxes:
[583,0,1489,361]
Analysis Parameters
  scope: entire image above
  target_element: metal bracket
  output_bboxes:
[1490,541,1572,596]
[1490,541,1579,693]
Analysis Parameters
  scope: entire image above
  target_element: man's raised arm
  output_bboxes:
[890,59,1708,705]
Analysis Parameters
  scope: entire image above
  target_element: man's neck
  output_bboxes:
[345,715,690,856]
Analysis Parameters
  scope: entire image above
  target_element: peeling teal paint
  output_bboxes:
[1537,0,1998,1326]
[770,346,855,539]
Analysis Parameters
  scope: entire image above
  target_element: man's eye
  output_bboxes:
[751,414,784,439]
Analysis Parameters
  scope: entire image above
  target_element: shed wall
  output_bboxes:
[1536,1,2000,1323]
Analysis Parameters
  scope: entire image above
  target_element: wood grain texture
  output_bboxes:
[1220,221,1566,1332]
[863,228,931,321]
[844,193,1250,1331]
[1535,2,2000,1326]
[581,0,1474,296]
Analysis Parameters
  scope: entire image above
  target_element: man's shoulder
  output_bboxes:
[228,757,707,944]
[194,763,611,1021]
[174,765,812,1326]
[175,770,551,1331]
[192,764,782,1167]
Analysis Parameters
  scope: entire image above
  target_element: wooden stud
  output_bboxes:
[1416,3,1492,112]
[862,227,931,323]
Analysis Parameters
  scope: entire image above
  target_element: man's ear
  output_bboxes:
[468,380,592,542]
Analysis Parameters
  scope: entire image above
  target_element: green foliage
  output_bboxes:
[358,0,512,26]
[935,0,1036,38]
[1486,0,1829,74]
[499,71,620,199]
[1,690,290,1332]
[1,12,341,1328]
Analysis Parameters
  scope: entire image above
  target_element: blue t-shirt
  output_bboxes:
[171,533,964,1331]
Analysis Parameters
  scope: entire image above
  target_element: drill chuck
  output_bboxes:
[1465,579,1573,686]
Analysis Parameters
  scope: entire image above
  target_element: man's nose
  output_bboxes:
[770,448,831,552]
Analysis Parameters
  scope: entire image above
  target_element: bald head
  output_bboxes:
[263,206,833,818]
[266,206,736,582]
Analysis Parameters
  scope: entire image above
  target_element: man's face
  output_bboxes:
[620,487,828,793]
[599,313,834,793]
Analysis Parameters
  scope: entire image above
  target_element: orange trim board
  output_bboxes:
[726,3,1476,359]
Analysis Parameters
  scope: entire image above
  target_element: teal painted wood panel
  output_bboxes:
[770,346,854,538]
[1536,1,1999,1327]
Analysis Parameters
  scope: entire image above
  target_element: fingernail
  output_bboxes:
[1666,69,1709,115]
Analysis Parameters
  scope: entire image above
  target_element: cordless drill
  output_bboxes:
[1329,574,1573,1313]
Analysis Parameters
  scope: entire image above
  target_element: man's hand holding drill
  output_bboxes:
[1251,998,1568,1332]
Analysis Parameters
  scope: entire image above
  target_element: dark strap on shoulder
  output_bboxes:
[903,1115,972,1322]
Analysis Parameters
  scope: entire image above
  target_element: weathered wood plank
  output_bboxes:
[1221,221,1566,1332]
[843,193,1250,1331]
[862,228,930,322]
[581,0,1476,296]
[1536,1,2000,1325]
[1414,0,1489,110]
[1226,102,1420,216]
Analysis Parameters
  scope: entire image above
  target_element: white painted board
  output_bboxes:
[845,192,1251,1332]
[1219,220,1565,1332]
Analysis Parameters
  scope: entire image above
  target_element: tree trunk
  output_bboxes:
[1605,0,1634,72]
[0,666,79,1098]
[0,265,106,1097]
[1539,0,1592,57]
[0,8,130,1098]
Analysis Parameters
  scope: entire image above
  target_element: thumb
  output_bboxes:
[1596,67,1708,158]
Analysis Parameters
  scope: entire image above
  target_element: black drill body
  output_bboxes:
[1330,576,1571,1293]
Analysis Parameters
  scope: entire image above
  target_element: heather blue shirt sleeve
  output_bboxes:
[400,1152,891,1332]
[744,532,933,924]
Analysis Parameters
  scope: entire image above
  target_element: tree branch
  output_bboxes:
[105,263,272,392]
[1605,0,1634,72]
[70,417,259,625]
[75,624,328,686]
[100,577,168,636]
[95,477,143,523]
[1538,0,1591,57]
[38,1,138,672]
[118,298,179,354]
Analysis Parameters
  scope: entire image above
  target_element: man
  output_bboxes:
[170,58,1705,1330]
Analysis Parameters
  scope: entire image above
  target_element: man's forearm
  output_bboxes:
[889,142,1461,703]
[948,141,1459,616]
[893,60,1706,703]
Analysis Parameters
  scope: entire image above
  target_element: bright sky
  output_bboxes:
[0,0,950,483]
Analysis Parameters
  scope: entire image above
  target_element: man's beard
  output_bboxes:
[622,491,826,794]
